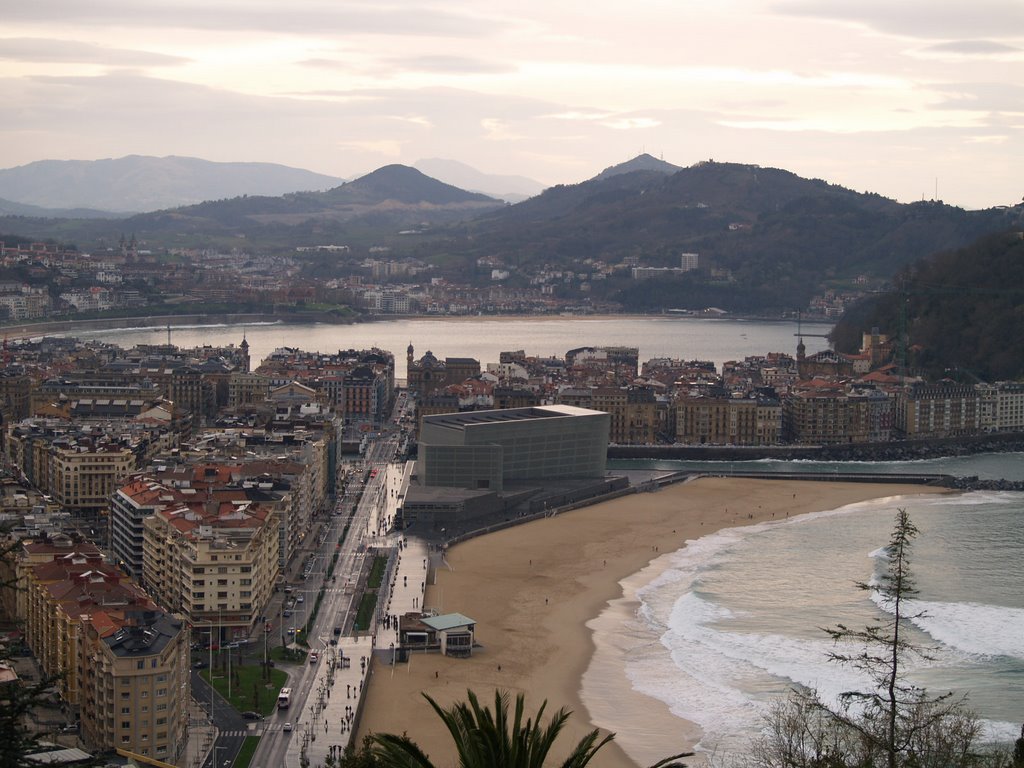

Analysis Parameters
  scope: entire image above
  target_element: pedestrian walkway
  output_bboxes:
[284,534,434,767]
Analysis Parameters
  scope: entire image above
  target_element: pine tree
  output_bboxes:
[744,509,1009,768]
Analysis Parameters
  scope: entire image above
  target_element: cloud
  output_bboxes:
[3,1,501,38]
[918,40,1021,56]
[600,117,661,130]
[0,37,189,66]
[481,118,525,141]
[335,138,404,157]
[772,0,1024,40]
[929,81,1024,113]
[380,55,515,75]
[543,110,616,122]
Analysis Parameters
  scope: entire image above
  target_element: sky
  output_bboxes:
[2,0,1022,209]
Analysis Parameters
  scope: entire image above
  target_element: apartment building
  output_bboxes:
[977,381,1024,433]
[675,394,775,446]
[227,371,272,407]
[5,420,178,519]
[783,383,853,445]
[78,610,189,762]
[897,380,979,438]
[110,478,174,580]
[23,547,157,709]
[142,498,278,642]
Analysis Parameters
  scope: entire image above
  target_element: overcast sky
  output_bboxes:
[2,0,1022,209]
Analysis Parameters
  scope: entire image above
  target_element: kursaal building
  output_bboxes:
[417,405,609,491]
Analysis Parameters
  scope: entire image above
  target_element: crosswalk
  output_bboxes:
[219,724,292,738]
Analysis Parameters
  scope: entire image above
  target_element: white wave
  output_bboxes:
[911,600,1024,659]
[587,490,1024,758]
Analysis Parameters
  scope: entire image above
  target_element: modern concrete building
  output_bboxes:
[418,405,609,492]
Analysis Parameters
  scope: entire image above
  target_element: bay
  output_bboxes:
[56,314,833,379]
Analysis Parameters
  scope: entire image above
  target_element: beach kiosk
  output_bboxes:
[398,612,477,658]
[422,613,476,657]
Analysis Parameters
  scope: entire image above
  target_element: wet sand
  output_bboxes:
[356,477,947,766]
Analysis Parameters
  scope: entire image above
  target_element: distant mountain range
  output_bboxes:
[0,196,120,219]
[412,159,545,203]
[0,155,346,213]
[2,154,1021,314]
[0,154,547,213]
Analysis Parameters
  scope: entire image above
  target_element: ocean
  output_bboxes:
[583,460,1024,764]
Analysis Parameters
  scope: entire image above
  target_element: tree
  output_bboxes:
[742,509,1010,768]
[366,688,691,768]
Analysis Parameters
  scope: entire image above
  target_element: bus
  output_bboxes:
[277,687,292,710]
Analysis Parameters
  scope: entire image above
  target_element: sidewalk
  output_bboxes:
[285,534,432,767]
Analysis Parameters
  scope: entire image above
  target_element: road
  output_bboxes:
[247,399,410,768]
[192,670,248,768]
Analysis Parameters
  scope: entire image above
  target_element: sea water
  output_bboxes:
[583,486,1024,763]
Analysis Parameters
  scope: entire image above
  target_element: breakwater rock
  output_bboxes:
[608,432,1024,463]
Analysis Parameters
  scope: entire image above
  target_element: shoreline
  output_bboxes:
[356,477,948,767]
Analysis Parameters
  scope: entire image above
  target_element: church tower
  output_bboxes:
[240,334,251,373]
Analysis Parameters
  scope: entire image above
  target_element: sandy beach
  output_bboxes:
[356,477,947,766]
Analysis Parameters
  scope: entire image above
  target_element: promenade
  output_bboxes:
[284,535,432,766]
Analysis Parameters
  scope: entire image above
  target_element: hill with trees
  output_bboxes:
[831,230,1024,381]
[434,159,1022,313]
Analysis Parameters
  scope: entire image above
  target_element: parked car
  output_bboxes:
[333,626,341,635]
[296,595,304,603]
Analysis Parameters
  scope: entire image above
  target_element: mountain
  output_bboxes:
[454,159,1022,312]
[0,196,122,219]
[107,164,503,244]
[831,229,1024,381]
[413,158,544,202]
[0,155,346,213]
[593,153,683,181]
[1,155,1020,317]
